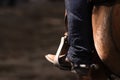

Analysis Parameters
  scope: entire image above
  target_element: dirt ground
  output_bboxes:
[0,1,77,80]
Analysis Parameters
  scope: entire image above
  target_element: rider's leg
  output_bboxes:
[65,0,94,66]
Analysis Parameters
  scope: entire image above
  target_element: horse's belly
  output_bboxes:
[92,4,120,75]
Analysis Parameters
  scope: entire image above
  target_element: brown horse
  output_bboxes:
[83,0,120,80]
[77,1,120,80]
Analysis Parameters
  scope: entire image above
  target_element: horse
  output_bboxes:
[78,0,120,80]
[73,0,120,80]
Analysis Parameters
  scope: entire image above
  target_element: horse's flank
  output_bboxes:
[92,2,120,77]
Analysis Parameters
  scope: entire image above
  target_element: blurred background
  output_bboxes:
[0,0,76,80]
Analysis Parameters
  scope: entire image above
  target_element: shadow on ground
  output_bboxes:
[0,1,76,80]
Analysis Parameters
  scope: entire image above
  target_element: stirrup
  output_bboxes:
[54,35,68,66]
[45,33,70,70]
